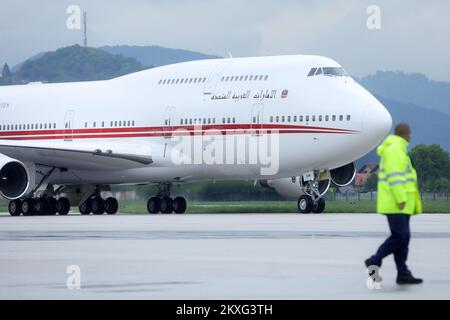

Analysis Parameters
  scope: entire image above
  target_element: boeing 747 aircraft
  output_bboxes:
[0,55,392,215]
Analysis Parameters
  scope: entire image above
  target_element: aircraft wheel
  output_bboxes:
[312,198,326,214]
[91,197,105,215]
[147,197,160,214]
[9,200,22,216]
[34,198,48,215]
[79,199,92,215]
[173,196,187,214]
[22,198,36,216]
[48,198,57,215]
[56,197,70,215]
[105,197,118,215]
[297,195,313,214]
[160,197,173,214]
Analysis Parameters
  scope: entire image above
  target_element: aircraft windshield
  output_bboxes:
[307,67,349,77]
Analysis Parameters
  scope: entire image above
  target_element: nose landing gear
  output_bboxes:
[297,170,329,214]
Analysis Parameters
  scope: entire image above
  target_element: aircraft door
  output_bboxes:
[64,110,75,141]
[251,103,264,133]
[203,61,231,98]
[163,106,176,138]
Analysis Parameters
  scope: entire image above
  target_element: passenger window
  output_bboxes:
[264,75,268,80]
[315,68,323,76]
[293,116,297,122]
[306,116,309,122]
[276,116,279,122]
[181,119,184,125]
[244,76,248,81]
[93,122,96,128]
[325,115,329,121]
[347,115,351,121]
[287,116,291,122]
[281,116,285,122]
[84,122,88,128]
[259,75,264,80]
[270,116,273,123]
[249,76,253,81]
[332,115,336,121]
[318,115,322,121]
[312,115,316,122]
[232,117,236,123]
[227,117,231,124]
[339,115,344,121]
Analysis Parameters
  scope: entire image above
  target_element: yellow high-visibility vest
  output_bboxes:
[376,135,422,215]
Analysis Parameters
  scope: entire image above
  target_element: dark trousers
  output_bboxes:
[368,214,412,276]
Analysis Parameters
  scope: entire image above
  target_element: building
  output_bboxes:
[355,163,379,187]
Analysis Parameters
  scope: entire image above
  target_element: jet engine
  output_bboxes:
[260,175,330,200]
[0,154,30,200]
[330,162,356,187]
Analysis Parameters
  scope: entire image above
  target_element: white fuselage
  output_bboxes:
[0,55,392,186]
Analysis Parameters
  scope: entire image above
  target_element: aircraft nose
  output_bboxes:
[362,101,392,145]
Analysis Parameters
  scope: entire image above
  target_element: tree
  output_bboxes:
[434,177,450,192]
[0,63,12,85]
[363,174,378,192]
[410,144,450,191]
[2,63,12,78]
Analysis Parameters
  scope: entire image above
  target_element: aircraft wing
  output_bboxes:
[0,140,154,170]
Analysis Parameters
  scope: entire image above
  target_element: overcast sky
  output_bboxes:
[1,0,449,81]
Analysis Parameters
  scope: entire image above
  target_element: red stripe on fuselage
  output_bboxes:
[0,123,358,139]
[2,129,356,141]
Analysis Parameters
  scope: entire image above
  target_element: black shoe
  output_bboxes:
[396,275,423,285]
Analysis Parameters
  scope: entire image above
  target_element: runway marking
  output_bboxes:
[1,230,449,241]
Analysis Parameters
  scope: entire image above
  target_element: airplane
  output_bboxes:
[0,54,392,216]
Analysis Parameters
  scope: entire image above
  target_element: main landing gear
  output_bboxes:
[147,183,187,214]
[78,193,119,215]
[8,197,71,216]
[297,170,329,214]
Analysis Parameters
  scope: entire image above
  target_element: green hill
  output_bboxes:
[11,45,148,84]
[100,45,220,67]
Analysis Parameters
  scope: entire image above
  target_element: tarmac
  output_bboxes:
[0,213,449,299]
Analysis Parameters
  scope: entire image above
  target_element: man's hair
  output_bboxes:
[394,123,411,137]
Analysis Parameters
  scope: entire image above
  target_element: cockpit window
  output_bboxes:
[307,68,317,77]
[307,67,349,77]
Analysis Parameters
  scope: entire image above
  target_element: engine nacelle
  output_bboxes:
[0,155,30,200]
[260,175,330,200]
[330,162,356,187]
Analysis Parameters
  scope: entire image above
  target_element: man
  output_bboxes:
[365,123,423,285]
